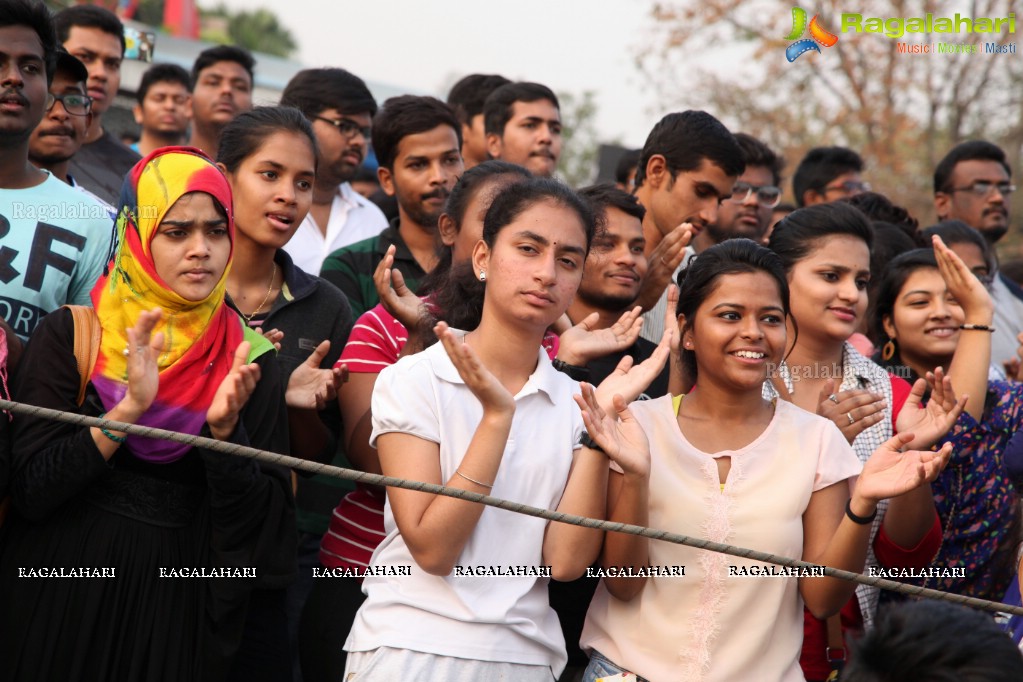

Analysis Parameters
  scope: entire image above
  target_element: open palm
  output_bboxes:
[574,383,650,477]
[896,367,966,450]
[857,433,952,502]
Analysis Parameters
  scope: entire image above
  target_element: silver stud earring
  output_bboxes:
[479,270,487,282]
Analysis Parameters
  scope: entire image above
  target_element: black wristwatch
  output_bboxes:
[552,358,591,381]
[579,431,605,453]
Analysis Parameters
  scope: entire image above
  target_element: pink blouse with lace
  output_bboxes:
[580,395,862,682]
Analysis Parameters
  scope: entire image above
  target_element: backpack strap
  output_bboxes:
[64,305,101,406]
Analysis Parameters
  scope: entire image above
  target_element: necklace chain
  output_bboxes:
[241,263,276,323]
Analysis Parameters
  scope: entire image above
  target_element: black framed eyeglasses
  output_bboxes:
[313,115,371,140]
[729,181,782,208]
[44,92,93,116]
[947,181,1016,197]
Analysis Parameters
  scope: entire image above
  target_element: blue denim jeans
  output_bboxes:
[581,650,649,682]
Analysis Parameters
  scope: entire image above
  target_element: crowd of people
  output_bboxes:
[2,1,1023,681]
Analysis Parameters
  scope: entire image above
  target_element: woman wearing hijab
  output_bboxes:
[0,147,294,682]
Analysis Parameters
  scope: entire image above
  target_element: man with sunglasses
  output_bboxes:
[793,146,869,207]
[280,68,387,274]
[694,133,783,252]
[934,140,1023,368]
[28,50,107,209]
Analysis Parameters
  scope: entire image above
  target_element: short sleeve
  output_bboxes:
[889,375,913,429]
[814,420,863,492]
[340,305,407,373]
[369,356,440,447]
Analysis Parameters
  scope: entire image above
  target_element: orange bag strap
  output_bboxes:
[64,305,101,406]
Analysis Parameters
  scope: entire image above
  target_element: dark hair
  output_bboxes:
[419,160,531,295]
[634,111,744,189]
[216,106,318,173]
[870,248,937,369]
[734,133,784,187]
[866,221,922,344]
[843,191,919,232]
[372,95,461,170]
[54,3,124,55]
[3,0,58,84]
[418,177,592,348]
[192,45,255,85]
[922,220,996,276]
[280,68,377,120]
[447,73,511,125]
[768,202,875,273]
[482,177,594,248]
[675,239,791,381]
[843,600,1023,682]
[614,149,641,186]
[483,82,560,136]
[578,183,646,229]
[136,63,191,105]
[934,140,1011,194]
[792,146,864,207]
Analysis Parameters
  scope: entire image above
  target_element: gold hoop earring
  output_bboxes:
[881,339,896,361]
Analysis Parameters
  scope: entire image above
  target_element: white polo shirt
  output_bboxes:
[283,181,387,275]
[346,335,584,675]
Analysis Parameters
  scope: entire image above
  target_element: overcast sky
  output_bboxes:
[215,0,660,148]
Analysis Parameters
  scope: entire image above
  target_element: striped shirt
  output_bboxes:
[319,221,426,319]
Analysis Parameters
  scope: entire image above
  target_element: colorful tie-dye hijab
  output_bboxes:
[90,146,272,463]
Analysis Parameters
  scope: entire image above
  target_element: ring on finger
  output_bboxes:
[828,393,839,404]
[846,412,855,425]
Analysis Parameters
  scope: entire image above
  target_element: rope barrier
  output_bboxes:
[3,397,1022,617]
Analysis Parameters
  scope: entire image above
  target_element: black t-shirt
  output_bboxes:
[68,130,141,205]
[587,336,671,400]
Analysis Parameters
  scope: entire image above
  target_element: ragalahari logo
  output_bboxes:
[785,7,839,61]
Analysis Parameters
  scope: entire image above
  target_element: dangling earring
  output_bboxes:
[881,339,896,361]
[479,270,486,283]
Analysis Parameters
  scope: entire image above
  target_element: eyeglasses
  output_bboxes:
[823,180,871,194]
[313,115,371,140]
[947,181,1016,197]
[44,92,92,116]
[729,181,782,208]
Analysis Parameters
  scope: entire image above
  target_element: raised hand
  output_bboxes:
[207,341,262,441]
[120,307,166,419]
[593,328,671,412]
[557,307,643,365]
[574,382,650,478]
[816,378,887,445]
[663,284,680,355]
[895,367,967,450]
[856,432,953,504]
[435,321,514,415]
[374,244,424,328]
[933,235,994,321]
[635,223,693,311]
[285,340,347,410]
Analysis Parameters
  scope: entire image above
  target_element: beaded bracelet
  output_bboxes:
[959,324,995,332]
[97,412,127,444]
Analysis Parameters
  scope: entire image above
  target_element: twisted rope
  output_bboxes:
[3,397,1021,617]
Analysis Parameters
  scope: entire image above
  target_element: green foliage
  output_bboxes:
[558,90,609,188]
